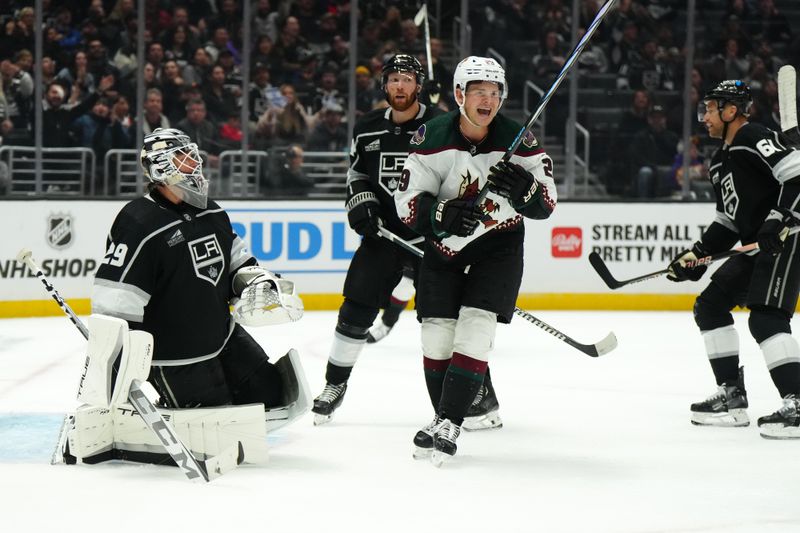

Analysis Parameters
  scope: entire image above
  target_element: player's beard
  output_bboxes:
[389,91,418,112]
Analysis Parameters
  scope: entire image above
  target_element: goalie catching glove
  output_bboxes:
[667,241,710,282]
[487,161,540,208]
[232,266,303,326]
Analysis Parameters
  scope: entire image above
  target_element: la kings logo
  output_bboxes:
[720,172,739,219]
[188,234,225,286]
[379,152,407,194]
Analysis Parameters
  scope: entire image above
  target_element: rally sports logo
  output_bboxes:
[46,213,74,249]
[188,234,225,285]
[551,227,582,258]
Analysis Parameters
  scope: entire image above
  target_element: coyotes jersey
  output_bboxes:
[92,190,256,365]
[705,122,800,248]
[395,110,557,259]
[347,103,439,241]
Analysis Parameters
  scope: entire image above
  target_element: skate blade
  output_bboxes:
[412,446,432,460]
[759,424,800,439]
[690,408,749,427]
[313,413,333,426]
[430,450,453,468]
[462,411,503,432]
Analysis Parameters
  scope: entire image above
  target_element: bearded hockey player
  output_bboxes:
[311,54,503,431]
[667,80,800,439]
[395,56,557,465]
[61,127,310,467]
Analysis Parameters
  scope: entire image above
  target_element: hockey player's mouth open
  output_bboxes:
[477,108,492,116]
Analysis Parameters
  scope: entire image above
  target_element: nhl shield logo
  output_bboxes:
[188,234,225,286]
[46,213,74,249]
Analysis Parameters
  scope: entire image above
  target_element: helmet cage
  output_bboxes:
[141,128,208,208]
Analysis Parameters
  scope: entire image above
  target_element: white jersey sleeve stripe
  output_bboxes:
[713,210,739,233]
[230,235,252,270]
[91,278,151,322]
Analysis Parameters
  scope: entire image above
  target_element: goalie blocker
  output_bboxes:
[61,315,311,466]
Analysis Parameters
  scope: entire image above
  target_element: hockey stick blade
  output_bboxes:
[588,251,668,290]
[203,441,245,480]
[514,308,617,357]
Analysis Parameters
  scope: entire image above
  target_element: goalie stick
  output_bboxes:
[473,0,618,206]
[588,226,800,290]
[377,227,617,357]
[778,65,799,144]
[16,248,243,483]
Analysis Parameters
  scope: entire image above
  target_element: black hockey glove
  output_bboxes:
[667,241,710,282]
[757,208,798,255]
[487,161,540,207]
[432,198,481,238]
[346,191,383,239]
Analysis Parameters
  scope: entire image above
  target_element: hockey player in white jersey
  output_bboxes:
[395,56,557,465]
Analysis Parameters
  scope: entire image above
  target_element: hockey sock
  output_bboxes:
[769,362,800,398]
[710,355,740,386]
[325,361,353,385]
[438,352,487,425]
[381,297,408,327]
[423,356,450,410]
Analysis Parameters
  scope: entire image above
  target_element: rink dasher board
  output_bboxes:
[0,200,720,316]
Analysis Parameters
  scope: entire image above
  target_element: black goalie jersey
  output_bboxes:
[92,190,257,364]
[347,103,439,240]
[705,122,800,249]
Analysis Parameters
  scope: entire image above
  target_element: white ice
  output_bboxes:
[1,311,798,533]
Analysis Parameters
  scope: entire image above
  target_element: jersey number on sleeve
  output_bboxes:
[398,168,410,192]
[756,139,780,157]
[103,242,128,267]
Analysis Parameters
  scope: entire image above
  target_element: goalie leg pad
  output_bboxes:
[78,314,153,407]
[265,349,312,433]
[65,405,114,463]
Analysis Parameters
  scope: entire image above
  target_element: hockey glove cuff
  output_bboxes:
[667,241,710,282]
[431,198,481,238]
[487,161,540,207]
[757,208,798,255]
[346,190,383,239]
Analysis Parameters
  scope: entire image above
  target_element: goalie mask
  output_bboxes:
[453,56,507,127]
[697,79,752,122]
[141,128,208,209]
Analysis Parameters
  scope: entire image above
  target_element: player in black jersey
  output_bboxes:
[666,80,800,438]
[311,55,503,428]
[93,128,307,423]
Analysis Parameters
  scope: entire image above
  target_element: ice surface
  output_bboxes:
[1,311,798,532]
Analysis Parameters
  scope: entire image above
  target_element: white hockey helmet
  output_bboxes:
[140,128,208,209]
[453,56,507,106]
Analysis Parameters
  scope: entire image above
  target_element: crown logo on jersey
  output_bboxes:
[46,212,74,250]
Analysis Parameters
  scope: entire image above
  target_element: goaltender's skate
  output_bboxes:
[758,394,800,439]
[690,367,749,427]
[312,382,347,425]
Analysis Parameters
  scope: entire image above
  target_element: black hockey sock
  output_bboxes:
[438,352,487,425]
[710,355,740,386]
[325,361,353,385]
[381,297,408,327]
[423,356,449,410]
[768,362,800,398]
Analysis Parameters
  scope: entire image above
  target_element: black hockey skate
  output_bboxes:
[690,367,749,427]
[312,382,347,426]
[431,419,461,467]
[758,394,800,439]
[412,415,442,460]
[366,321,393,343]
[463,382,503,431]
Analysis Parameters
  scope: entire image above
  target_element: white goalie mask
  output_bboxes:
[141,128,208,209]
[452,56,507,119]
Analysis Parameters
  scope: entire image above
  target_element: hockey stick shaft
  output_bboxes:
[15,248,230,482]
[589,226,800,290]
[473,0,618,206]
[377,227,617,357]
